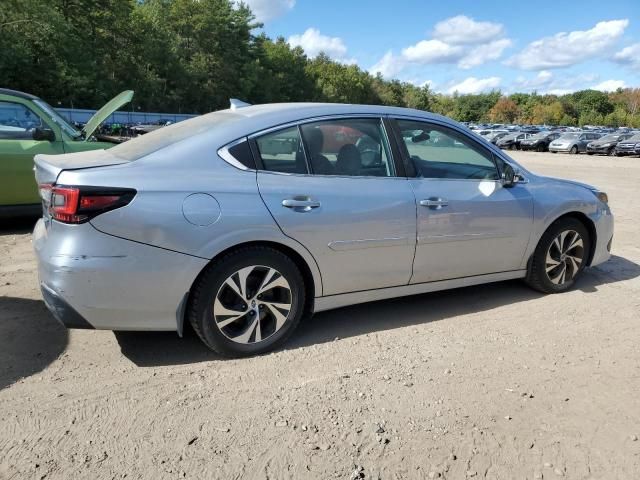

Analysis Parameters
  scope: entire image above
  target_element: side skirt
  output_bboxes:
[314,270,527,312]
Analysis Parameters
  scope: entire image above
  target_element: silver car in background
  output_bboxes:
[549,132,602,154]
[33,103,614,356]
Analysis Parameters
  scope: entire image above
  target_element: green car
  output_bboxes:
[0,88,133,216]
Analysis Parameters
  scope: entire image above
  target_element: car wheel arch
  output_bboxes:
[186,240,319,326]
[529,212,597,269]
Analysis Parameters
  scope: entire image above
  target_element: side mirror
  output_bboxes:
[33,128,55,142]
[502,163,523,187]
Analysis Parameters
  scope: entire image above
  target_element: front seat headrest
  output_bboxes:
[336,144,361,175]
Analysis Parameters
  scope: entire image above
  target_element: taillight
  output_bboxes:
[41,185,136,223]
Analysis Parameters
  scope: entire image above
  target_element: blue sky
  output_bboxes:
[241,0,640,94]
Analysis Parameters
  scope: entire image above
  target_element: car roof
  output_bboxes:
[110,102,463,161]
[223,102,449,122]
[0,88,40,100]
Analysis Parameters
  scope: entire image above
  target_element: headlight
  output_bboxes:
[635,143,640,148]
[592,190,608,204]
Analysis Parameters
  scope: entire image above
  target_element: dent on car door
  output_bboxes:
[390,118,534,283]
[254,117,417,296]
[0,100,64,206]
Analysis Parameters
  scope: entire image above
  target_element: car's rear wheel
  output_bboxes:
[188,246,305,357]
[570,145,578,154]
[608,147,615,156]
[526,218,590,294]
[537,144,545,152]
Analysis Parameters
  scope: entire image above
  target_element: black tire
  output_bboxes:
[537,144,545,152]
[188,246,306,357]
[551,150,557,154]
[586,151,593,155]
[570,145,578,154]
[526,217,591,294]
[608,147,615,156]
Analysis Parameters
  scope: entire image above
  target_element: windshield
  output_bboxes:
[559,133,580,140]
[626,134,640,142]
[34,99,81,138]
[598,134,622,142]
[529,132,549,140]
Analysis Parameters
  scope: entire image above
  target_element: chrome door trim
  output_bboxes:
[327,236,409,251]
[246,113,386,140]
[314,269,527,312]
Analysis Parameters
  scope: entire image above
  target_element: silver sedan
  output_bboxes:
[33,103,614,356]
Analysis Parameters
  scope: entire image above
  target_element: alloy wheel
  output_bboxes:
[545,230,584,285]
[213,265,292,344]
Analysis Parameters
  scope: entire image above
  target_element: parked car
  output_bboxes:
[33,102,614,356]
[482,130,510,144]
[520,132,562,152]
[496,132,531,150]
[0,88,133,216]
[614,133,640,156]
[549,132,602,154]
[586,133,634,156]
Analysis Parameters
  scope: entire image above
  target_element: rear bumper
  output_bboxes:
[33,219,208,331]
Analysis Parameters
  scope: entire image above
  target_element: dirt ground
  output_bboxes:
[1,151,639,480]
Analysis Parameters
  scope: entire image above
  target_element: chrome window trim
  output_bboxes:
[217,137,254,171]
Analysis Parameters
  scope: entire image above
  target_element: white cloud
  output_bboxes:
[510,71,603,95]
[447,77,501,94]
[288,28,348,60]
[370,15,511,79]
[237,0,295,22]
[432,15,505,45]
[459,38,512,69]
[613,43,640,69]
[401,40,463,64]
[369,51,405,78]
[592,79,627,91]
[507,19,629,70]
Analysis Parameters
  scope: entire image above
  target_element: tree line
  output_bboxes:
[2,0,639,127]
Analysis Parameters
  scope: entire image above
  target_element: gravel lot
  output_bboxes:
[1,151,639,479]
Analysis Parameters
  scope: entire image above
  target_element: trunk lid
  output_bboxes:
[82,90,134,140]
[34,149,129,184]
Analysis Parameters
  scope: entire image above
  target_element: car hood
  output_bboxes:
[588,140,612,146]
[539,175,597,192]
[82,90,133,140]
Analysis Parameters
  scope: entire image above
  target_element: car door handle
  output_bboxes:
[282,198,321,210]
[420,198,449,209]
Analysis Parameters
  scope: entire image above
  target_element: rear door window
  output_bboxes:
[255,126,308,174]
[299,118,394,177]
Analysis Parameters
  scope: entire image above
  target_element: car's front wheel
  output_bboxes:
[526,218,590,293]
[188,246,305,357]
[570,145,579,154]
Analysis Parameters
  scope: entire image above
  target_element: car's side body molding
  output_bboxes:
[314,269,527,312]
